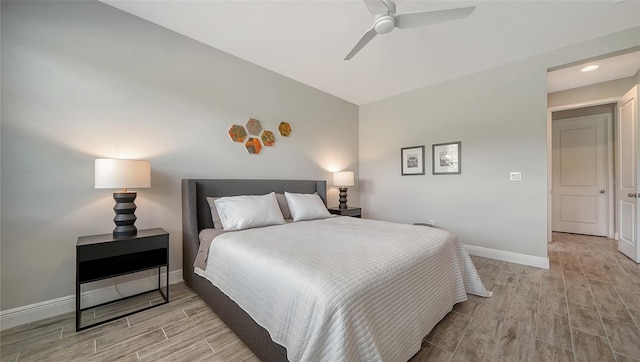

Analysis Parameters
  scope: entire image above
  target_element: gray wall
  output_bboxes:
[1,1,358,310]
[359,27,640,259]
[548,76,637,108]
[552,104,616,121]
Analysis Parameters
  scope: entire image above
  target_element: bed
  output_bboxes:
[182,179,490,362]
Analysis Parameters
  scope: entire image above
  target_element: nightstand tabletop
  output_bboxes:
[77,228,168,246]
[328,207,362,218]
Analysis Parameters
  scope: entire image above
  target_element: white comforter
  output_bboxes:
[195,217,491,362]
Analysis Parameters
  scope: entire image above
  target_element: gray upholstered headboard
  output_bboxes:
[181,179,327,285]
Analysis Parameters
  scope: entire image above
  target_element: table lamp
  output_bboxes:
[333,171,355,209]
[95,159,151,237]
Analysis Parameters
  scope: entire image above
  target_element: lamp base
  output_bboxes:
[338,187,348,209]
[113,192,138,237]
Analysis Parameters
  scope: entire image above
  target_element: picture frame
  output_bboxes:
[401,145,425,176]
[432,141,461,175]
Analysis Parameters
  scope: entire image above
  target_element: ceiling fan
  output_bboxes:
[345,0,476,60]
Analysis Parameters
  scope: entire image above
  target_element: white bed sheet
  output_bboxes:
[195,217,491,362]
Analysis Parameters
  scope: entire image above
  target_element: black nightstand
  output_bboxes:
[76,228,169,331]
[328,207,362,218]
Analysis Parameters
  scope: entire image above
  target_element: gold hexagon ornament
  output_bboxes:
[245,137,262,154]
[246,118,263,136]
[278,122,291,137]
[261,130,276,146]
[228,125,247,142]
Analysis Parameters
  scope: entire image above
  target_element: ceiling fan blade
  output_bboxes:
[395,6,476,29]
[345,27,378,61]
[363,0,391,16]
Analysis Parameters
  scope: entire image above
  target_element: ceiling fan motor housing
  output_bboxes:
[374,15,396,34]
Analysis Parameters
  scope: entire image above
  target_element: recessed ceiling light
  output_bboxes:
[581,65,599,72]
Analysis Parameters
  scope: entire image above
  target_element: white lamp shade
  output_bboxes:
[95,159,151,189]
[333,171,355,187]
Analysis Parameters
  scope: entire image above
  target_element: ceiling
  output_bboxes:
[547,50,640,93]
[101,0,640,105]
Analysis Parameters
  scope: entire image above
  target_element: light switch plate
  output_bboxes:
[510,172,522,182]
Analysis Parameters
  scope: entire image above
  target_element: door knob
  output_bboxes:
[599,190,605,193]
[628,193,637,198]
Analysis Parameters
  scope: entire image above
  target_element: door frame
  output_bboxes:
[547,97,618,242]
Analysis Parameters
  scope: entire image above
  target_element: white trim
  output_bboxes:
[547,96,622,243]
[547,108,553,243]
[0,245,549,331]
[547,97,621,112]
[606,114,615,239]
[463,244,550,269]
[0,269,183,331]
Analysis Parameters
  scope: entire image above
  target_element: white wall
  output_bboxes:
[1,1,358,311]
[359,27,640,261]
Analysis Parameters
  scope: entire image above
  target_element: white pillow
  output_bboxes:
[214,193,286,231]
[205,197,224,229]
[285,192,332,222]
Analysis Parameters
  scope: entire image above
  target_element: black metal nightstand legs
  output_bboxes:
[76,266,169,332]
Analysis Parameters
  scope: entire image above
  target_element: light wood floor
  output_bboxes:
[2,232,639,361]
[411,232,640,362]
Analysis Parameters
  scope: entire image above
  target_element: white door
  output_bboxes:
[617,85,639,262]
[552,115,609,236]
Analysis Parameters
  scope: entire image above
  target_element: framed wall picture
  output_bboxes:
[401,145,425,176]
[432,141,461,175]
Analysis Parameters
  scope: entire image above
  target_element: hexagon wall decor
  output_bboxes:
[278,122,291,137]
[246,118,262,136]
[228,125,247,142]
[245,137,262,154]
[261,130,276,146]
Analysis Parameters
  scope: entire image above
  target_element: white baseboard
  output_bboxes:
[0,269,183,331]
[0,246,548,331]
[463,244,549,269]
